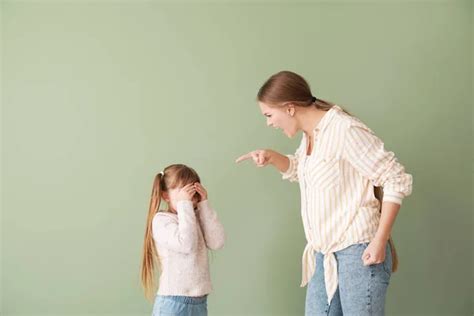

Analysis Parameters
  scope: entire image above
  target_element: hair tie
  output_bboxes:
[311,96,317,103]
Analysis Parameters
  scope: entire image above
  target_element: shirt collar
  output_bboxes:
[314,105,341,133]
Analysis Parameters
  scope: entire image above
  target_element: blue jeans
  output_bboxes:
[152,295,208,316]
[305,242,392,316]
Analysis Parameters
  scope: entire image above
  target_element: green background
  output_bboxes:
[1,1,472,315]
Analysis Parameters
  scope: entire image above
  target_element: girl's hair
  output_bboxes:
[259,70,398,272]
[140,164,201,300]
[257,70,349,114]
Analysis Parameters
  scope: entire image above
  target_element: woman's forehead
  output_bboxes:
[259,101,281,113]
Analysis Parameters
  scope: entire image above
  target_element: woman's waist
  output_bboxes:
[303,223,379,253]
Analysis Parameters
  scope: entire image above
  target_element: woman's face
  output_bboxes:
[259,101,298,138]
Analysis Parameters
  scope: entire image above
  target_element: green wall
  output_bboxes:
[1,1,472,315]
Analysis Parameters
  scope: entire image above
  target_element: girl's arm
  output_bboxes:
[197,200,225,250]
[152,201,198,254]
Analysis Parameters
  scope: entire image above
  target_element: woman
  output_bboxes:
[236,71,413,315]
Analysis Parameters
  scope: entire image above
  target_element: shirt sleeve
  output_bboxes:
[281,138,305,183]
[152,201,198,254]
[343,121,413,205]
[197,200,225,250]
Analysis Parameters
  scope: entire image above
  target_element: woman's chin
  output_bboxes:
[277,127,294,138]
[284,129,296,138]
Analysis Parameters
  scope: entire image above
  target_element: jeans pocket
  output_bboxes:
[382,244,393,276]
[382,260,392,276]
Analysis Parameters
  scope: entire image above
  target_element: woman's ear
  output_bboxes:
[287,104,296,117]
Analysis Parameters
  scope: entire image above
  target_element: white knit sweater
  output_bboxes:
[152,200,225,297]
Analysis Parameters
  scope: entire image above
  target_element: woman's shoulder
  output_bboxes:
[332,106,373,133]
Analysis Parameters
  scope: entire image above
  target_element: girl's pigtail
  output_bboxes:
[140,173,163,301]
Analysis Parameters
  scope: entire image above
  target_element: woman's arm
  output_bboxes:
[268,150,291,173]
[343,122,413,204]
[236,147,302,182]
[362,201,400,265]
[375,202,400,242]
[343,121,413,265]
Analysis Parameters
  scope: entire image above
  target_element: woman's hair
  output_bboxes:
[140,164,201,300]
[257,70,346,113]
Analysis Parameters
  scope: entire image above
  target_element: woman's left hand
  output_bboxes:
[194,182,208,201]
[361,238,387,266]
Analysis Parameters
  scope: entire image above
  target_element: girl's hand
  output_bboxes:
[194,182,208,201]
[362,238,387,266]
[176,184,196,202]
[235,149,273,167]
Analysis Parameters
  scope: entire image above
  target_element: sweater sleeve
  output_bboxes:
[197,200,225,250]
[152,201,198,254]
[343,121,413,205]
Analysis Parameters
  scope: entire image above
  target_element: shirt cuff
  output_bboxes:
[281,155,296,179]
[382,191,404,205]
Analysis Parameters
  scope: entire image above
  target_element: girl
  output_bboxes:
[236,71,413,315]
[141,164,225,316]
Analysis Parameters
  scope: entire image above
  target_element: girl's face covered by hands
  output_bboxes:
[162,182,207,212]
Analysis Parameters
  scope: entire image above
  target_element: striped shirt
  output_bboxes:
[281,105,413,304]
